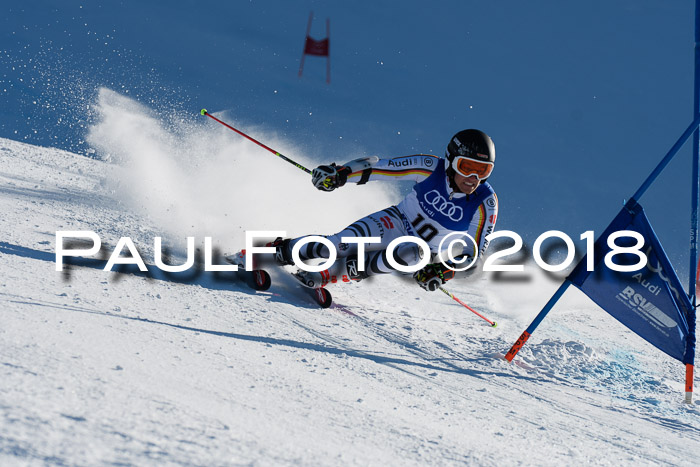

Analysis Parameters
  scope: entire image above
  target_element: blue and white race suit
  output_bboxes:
[290,154,498,279]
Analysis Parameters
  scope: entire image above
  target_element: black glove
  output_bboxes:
[413,263,455,291]
[312,163,352,192]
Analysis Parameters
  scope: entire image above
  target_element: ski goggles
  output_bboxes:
[450,155,494,180]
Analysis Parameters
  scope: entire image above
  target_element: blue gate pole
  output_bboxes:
[505,6,700,372]
[685,0,700,404]
[690,0,700,305]
[504,113,700,364]
[630,114,700,203]
[505,281,571,361]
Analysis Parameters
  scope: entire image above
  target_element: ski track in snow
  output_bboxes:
[1,137,699,465]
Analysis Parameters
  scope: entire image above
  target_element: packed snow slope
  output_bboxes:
[1,130,700,464]
[2,1,700,465]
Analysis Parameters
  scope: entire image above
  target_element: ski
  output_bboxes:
[241,268,272,291]
[225,249,332,307]
[291,270,333,308]
[225,250,271,291]
[309,284,333,309]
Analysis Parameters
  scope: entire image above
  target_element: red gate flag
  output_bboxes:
[304,37,329,56]
[298,11,330,84]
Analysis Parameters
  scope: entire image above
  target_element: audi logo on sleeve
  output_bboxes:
[423,190,464,221]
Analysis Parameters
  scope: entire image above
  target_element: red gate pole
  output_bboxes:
[326,18,331,84]
[298,11,313,78]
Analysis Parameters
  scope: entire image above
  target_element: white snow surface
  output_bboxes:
[1,133,700,465]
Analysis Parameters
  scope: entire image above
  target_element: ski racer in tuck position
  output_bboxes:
[237,129,498,292]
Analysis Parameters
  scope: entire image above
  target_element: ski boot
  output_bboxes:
[225,249,271,291]
[268,237,295,266]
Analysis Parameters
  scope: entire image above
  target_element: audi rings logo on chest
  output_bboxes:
[423,190,463,221]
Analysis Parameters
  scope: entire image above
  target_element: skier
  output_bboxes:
[235,129,498,292]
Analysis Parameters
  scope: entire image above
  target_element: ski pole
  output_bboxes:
[200,109,312,174]
[439,287,497,327]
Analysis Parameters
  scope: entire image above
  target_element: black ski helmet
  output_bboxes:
[445,129,496,187]
[446,129,495,165]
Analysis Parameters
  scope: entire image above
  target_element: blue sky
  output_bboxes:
[1,1,697,279]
